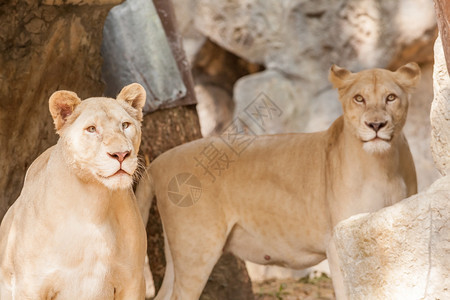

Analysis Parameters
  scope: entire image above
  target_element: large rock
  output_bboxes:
[191,39,262,136]
[0,0,120,221]
[233,69,309,134]
[101,0,189,113]
[330,175,449,299]
[195,84,234,136]
[403,63,442,191]
[431,35,450,176]
[433,0,450,74]
[179,0,436,78]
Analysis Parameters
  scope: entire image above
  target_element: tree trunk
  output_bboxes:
[140,104,202,290]
[0,0,121,221]
[140,1,254,298]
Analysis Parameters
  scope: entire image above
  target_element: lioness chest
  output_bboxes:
[15,217,118,299]
[329,158,409,224]
[6,204,142,300]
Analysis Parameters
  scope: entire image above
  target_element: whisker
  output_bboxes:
[132,158,147,185]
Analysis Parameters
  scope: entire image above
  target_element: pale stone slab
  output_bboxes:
[331,175,450,299]
[431,35,450,176]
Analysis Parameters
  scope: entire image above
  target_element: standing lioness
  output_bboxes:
[137,63,420,299]
[0,84,147,299]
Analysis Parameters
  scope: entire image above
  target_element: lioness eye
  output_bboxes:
[354,95,364,103]
[86,126,96,133]
[386,94,397,102]
[122,122,130,130]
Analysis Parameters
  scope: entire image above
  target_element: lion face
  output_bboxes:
[329,63,421,153]
[49,84,146,190]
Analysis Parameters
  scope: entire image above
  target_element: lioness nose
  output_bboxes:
[366,121,387,132]
[108,151,130,163]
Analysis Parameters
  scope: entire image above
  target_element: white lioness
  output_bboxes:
[0,84,147,300]
[137,63,420,299]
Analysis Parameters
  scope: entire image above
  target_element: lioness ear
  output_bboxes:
[329,64,353,89]
[395,62,421,90]
[117,83,146,111]
[49,90,81,131]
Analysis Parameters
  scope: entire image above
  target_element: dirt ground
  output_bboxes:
[146,266,336,299]
[253,273,335,300]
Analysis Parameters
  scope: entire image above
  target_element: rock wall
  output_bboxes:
[431,35,450,176]
[434,0,450,74]
[0,0,121,221]
[192,0,435,72]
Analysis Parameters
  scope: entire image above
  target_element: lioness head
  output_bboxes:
[329,63,420,153]
[49,83,146,189]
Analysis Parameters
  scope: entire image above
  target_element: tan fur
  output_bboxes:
[0,83,148,299]
[136,64,420,299]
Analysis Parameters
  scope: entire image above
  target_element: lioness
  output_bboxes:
[137,63,420,299]
[0,84,147,299]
